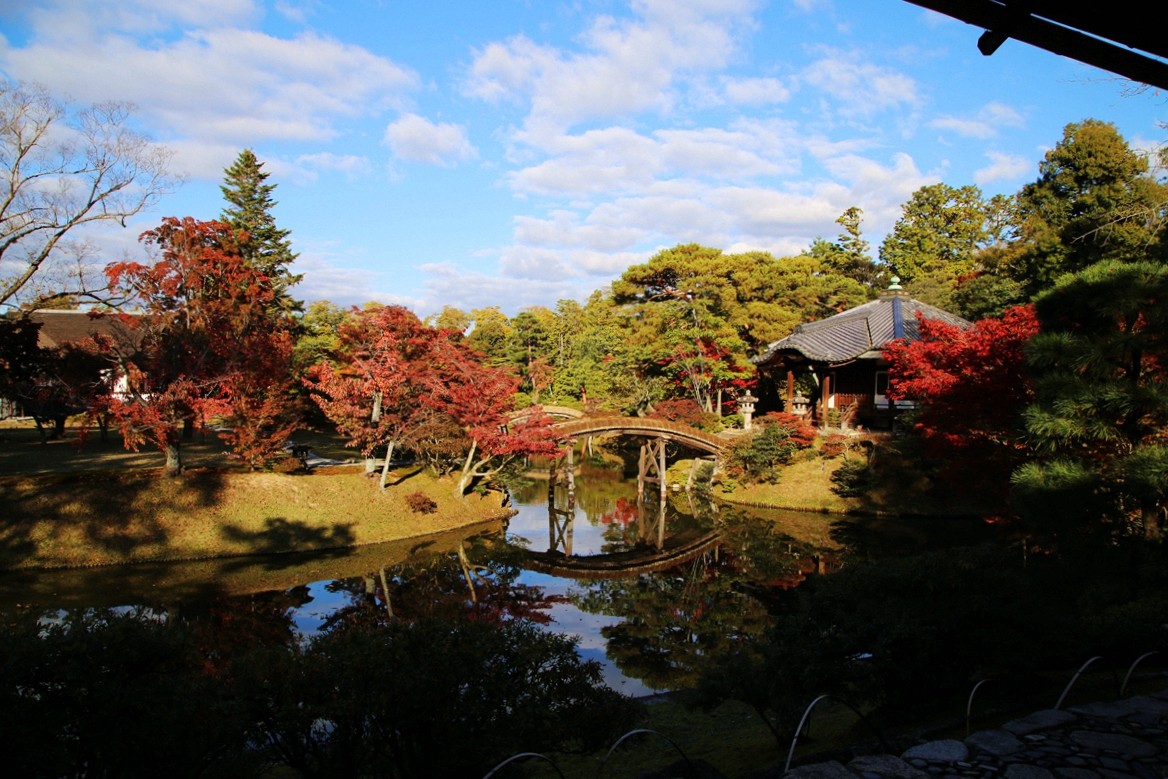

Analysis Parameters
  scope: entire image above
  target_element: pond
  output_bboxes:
[0,460,994,699]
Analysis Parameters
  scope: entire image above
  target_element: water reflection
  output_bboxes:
[498,464,848,694]
[0,461,989,705]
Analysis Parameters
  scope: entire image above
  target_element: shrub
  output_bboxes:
[723,413,817,483]
[756,412,816,446]
[830,459,872,497]
[820,433,848,459]
[270,454,304,473]
[255,618,641,777]
[404,491,438,514]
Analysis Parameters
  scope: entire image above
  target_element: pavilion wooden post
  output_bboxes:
[785,370,795,413]
[820,374,832,428]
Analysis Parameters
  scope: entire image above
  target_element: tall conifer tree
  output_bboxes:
[220,149,302,311]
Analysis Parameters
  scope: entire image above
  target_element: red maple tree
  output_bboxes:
[307,305,560,493]
[92,217,300,475]
[304,305,417,486]
[883,304,1040,504]
[419,334,560,494]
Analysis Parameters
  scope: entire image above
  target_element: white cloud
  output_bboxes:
[722,75,791,105]
[419,261,591,315]
[821,151,932,199]
[160,140,250,180]
[798,49,921,120]
[932,101,1026,139]
[384,114,477,167]
[2,4,419,156]
[974,151,1031,185]
[507,117,806,199]
[17,0,260,43]
[657,119,804,179]
[513,211,648,252]
[507,127,661,196]
[292,249,420,311]
[297,152,373,180]
[462,35,556,104]
[464,0,757,144]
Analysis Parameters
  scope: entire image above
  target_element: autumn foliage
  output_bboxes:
[883,305,1040,504]
[722,412,817,483]
[647,397,723,432]
[306,304,561,494]
[91,217,300,474]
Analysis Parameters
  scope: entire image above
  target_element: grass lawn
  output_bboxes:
[0,420,512,570]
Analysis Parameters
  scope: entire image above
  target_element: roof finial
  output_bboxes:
[887,275,903,291]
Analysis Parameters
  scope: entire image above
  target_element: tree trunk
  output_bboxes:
[164,432,183,477]
[456,439,480,495]
[1142,503,1163,540]
[366,390,382,475]
[379,441,396,489]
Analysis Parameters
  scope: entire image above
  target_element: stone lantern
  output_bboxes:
[739,390,758,430]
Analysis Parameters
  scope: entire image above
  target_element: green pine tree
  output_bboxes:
[1013,259,1168,539]
[220,149,302,312]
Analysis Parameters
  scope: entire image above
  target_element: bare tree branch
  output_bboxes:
[0,82,183,311]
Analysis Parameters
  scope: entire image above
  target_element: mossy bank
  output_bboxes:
[0,466,513,570]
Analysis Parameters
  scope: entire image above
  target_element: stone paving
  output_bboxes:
[780,690,1168,779]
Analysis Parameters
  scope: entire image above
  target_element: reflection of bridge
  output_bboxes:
[528,474,722,580]
[523,528,722,580]
[548,416,727,502]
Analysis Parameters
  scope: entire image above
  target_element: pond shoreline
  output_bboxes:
[0,467,514,571]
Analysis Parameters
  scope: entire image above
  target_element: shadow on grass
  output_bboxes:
[0,469,230,568]
[0,424,243,476]
[386,465,426,487]
[218,517,358,568]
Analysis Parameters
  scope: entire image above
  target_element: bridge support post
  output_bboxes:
[548,444,576,502]
[637,496,668,550]
[638,436,668,503]
[548,444,575,555]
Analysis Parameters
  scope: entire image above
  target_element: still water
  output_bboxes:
[0,462,991,697]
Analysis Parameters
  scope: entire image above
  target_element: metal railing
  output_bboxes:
[484,651,1164,778]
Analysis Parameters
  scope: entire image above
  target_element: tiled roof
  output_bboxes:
[28,310,142,350]
[753,291,970,366]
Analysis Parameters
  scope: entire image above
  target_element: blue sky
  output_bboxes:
[2,0,1165,318]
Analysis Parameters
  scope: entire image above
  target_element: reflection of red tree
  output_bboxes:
[600,497,638,526]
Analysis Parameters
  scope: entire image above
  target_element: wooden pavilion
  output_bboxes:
[751,280,970,429]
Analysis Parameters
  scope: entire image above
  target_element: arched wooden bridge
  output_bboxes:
[508,405,585,423]
[544,415,728,502]
[550,415,727,454]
